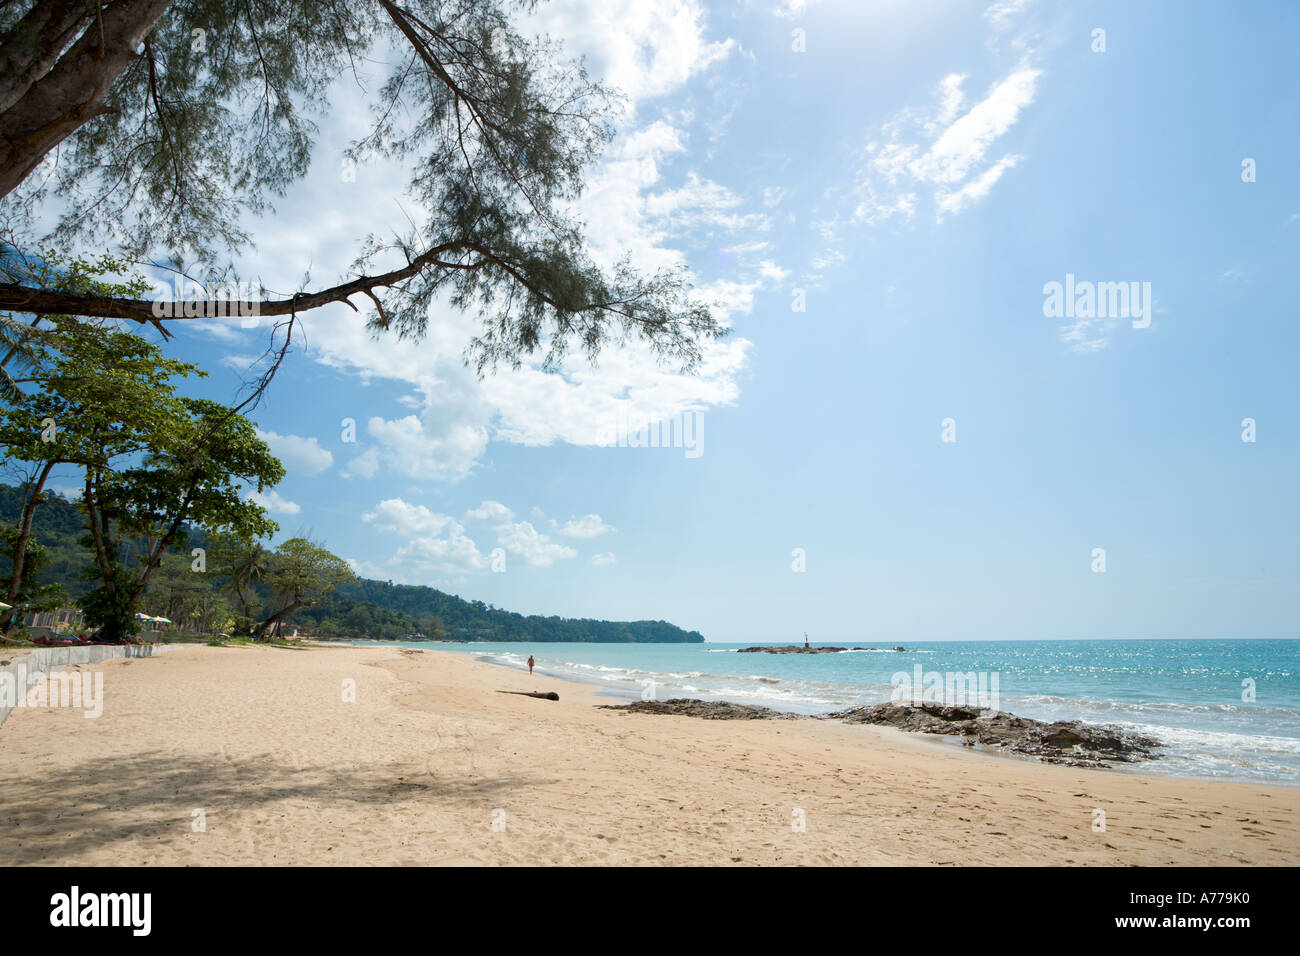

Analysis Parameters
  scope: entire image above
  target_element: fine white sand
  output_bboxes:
[0,643,1294,865]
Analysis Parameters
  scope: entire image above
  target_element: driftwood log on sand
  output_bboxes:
[497,690,560,701]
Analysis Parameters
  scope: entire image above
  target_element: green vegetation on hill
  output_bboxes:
[0,484,704,643]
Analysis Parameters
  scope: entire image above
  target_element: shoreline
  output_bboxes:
[344,638,1300,789]
[1,643,1296,866]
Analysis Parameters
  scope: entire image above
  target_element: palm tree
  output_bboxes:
[212,535,268,632]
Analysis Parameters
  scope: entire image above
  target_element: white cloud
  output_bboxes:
[928,73,969,133]
[362,498,486,576]
[243,0,761,485]
[773,0,821,20]
[523,0,734,104]
[561,514,616,538]
[363,498,457,537]
[934,153,1023,217]
[247,488,301,515]
[590,552,617,567]
[644,172,770,234]
[361,497,581,575]
[1059,315,1119,355]
[497,521,577,567]
[394,533,487,577]
[984,0,1035,31]
[809,248,846,272]
[911,68,1040,184]
[220,354,261,372]
[464,500,516,526]
[257,430,334,475]
[855,64,1039,225]
[757,259,791,284]
[340,412,488,484]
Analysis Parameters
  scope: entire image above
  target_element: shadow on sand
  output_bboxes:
[0,749,552,863]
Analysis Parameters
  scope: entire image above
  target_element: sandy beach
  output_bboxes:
[0,643,1295,866]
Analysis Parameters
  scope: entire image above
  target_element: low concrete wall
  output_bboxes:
[0,643,183,730]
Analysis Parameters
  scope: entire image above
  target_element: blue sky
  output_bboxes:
[55,0,1300,641]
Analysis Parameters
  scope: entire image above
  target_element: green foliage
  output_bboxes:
[7,1,724,374]
[79,565,144,640]
[206,531,270,630]
[77,394,283,641]
[0,252,283,637]
[140,551,232,635]
[258,536,355,637]
[0,524,61,612]
[0,486,705,643]
[46,2,377,258]
[0,246,155,408]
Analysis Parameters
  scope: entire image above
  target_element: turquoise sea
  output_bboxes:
[366,638,1300,785]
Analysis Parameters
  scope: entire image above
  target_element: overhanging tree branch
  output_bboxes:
[0,240,467,335]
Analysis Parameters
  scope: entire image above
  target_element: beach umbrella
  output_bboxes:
[154,617,172,625]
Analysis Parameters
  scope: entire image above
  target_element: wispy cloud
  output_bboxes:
[772,0,822,20]
[857,64,1040,224]
[256,430,334,475]
[561,514,616,538]
[246,488,301,515]
[983,0,1035,32]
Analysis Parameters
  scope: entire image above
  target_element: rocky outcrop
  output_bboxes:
[735,645,908,653]
[598,698,803,720]
[600,698,1160,767]
[826,702,1160,768]
[736,645,864,654]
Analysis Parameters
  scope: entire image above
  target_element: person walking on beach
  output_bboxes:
[527,655,535,676]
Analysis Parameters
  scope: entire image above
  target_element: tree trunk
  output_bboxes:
[0,0,174,200]
[137,487,192,589]
[255,599,306,641]
[82,473,112,581]
[1,460,55,629]
[0,0,95,113]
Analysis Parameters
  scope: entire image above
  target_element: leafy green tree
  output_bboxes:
[206,531,269,632]
[81,396,283,640]
[142,549,232,634]
[256,538,353,640]
[0,525,61,630]
[0,1,722,373]
[0,255,169,630]
[416,614,448,640]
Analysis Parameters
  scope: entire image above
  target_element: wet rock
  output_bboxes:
[598,697,1161,769]
[826,702,1160,767]
[598,698,806,720]
[735,645,866,654]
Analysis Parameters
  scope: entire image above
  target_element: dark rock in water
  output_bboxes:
[825,702,1160,768]
[599,697,1161,769]
[736,645,866,654]
[892,646,907,652]
[598,698,805,720]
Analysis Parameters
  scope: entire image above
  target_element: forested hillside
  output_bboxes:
[0,484,704,643]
